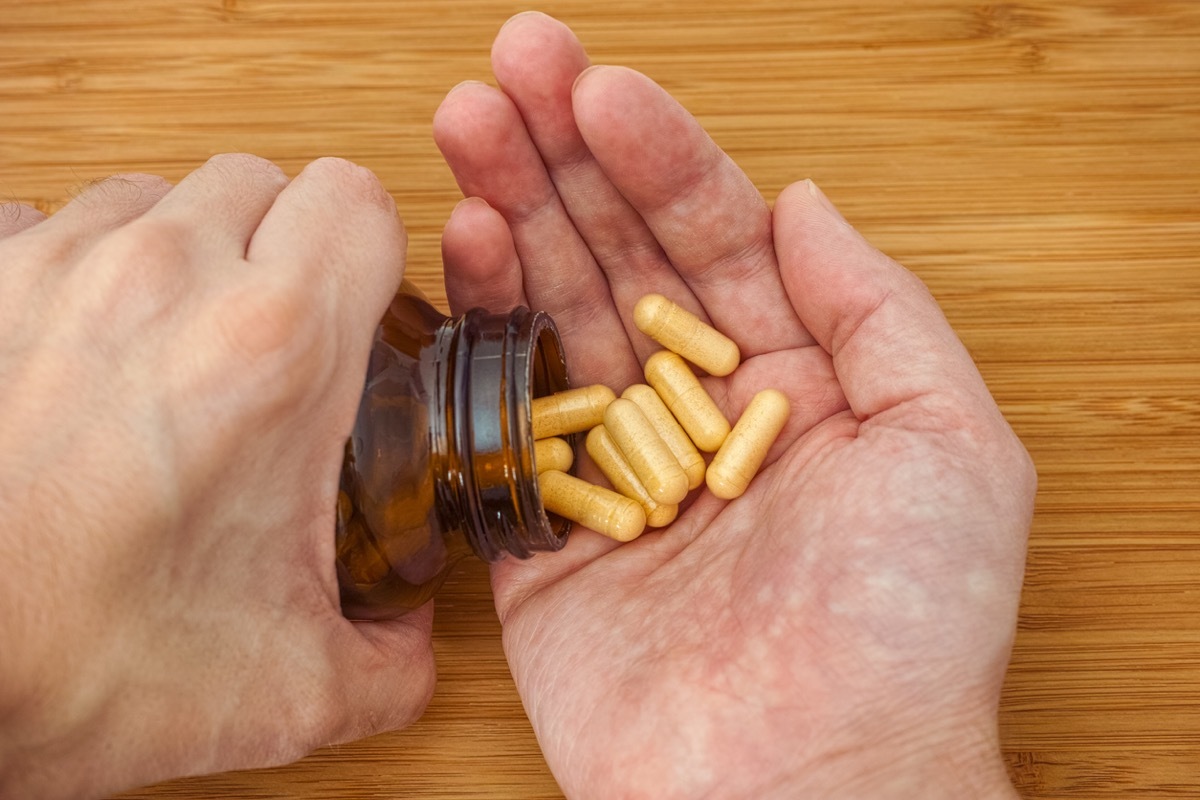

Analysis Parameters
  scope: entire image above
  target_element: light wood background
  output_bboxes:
[3,1,1198,797]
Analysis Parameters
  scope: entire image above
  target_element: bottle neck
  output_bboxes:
[434,305,572,561]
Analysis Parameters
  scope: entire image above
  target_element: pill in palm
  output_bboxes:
[645,500,678,528]
[621,383,706,490]
[644,351,731,452]
[633,293,740,377]
[539,469,647,542]
[532,384,616,439]
[706,389,791,500]
[534,437,574,474]
[586,425,678,528]
[603,398,690,506]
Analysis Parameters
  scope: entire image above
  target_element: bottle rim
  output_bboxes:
[453,305,572,561]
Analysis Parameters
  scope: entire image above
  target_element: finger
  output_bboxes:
[245,157,406,349]
[572,66,815,356]
[442,197,527,314]
[433,81,642,390]
[0,201,47,239]
[490,13,697,345]
[142,153,289,260]
[330,603,436,740]
[773,180,1001,424]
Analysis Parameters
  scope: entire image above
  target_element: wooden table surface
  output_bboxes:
[4,1,1198,797]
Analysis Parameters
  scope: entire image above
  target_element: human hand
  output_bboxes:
[0,156,434,798]
[434,13,1035,799]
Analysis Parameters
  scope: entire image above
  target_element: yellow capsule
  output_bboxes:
[634,293,741,377]
[645,501,679,528]
[532,384,616,439]
[644,351,731,453]
[585,426,679,528]
[534,437,574,474]
[706,389,791,500]
[538,470,647,542]
[602,398,689,506]
[621,384,706,490]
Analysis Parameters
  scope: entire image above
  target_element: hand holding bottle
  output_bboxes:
[436,13,1036,799]
[0,156,434,799]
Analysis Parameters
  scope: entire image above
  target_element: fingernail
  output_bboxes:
[452,196,489,215]
[448,79,487,95]
[500,10,547,33]
[572,64,605,94]
[805,179,846,223]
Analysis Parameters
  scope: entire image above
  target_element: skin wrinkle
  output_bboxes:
[519,158,697,313]
[828,285,894,378]
[552,187,674,291]
[513,593,617,779]
[579,209,673,285]
[532,277,630,366]
[682,214,777,294]
[498,178,565,233]
[541,135,598,178]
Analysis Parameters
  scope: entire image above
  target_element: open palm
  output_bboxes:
[435,14,1034,799]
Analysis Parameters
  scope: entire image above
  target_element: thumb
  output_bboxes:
[773,180,998,426]
[328,603,437,742]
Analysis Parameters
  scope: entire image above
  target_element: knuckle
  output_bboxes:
[101,216,192,265]
[109,172,174,197]
[0,201,45,225]
[305,157,395,212]
[204,152,288,186]
[72,218,191,323]
[0,203,48,248]
[74,173,173,213]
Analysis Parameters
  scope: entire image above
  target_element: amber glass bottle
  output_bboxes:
[336,281,572,620]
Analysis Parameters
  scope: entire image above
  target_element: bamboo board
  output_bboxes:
[2,1,1198,796]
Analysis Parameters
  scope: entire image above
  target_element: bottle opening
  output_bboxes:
[454,306,572,562]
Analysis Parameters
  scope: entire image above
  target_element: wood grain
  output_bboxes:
[3,1,1198,797]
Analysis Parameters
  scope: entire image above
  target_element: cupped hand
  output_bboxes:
[0,156,434,798]
[435,13,1035,799]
